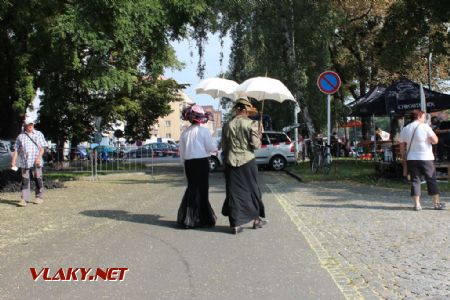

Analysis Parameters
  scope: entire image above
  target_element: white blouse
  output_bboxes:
[400,121,435,161]
[179,125,217,161]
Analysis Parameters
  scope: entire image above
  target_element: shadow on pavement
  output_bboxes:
[80,209,232,234]
[0,198,22,207]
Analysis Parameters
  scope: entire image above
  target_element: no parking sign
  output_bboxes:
[317,71,341,150]
[317,71,341,94]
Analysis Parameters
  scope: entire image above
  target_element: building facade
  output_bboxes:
[150,92,193,141]
[150,96,223,142]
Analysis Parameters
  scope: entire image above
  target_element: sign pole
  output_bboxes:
[327,94,331,153]
[294,102,300,160]
[317,70,341,155]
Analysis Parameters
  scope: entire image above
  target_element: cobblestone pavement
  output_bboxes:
[267,172,450,300]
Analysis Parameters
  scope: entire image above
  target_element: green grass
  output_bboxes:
[95,161,149,171]
[44,172,87,181]
[287,158,450,192]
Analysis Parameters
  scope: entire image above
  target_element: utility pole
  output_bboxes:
[427,52,432,90]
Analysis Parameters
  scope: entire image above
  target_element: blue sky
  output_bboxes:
[164,33,231,108]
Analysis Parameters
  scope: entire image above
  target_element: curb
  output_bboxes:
[284,169,302,182]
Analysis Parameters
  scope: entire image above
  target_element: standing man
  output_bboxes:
[11,117,48,207]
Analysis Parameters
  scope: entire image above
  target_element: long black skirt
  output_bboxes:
[222,159,265,227]
[177,158,216,228]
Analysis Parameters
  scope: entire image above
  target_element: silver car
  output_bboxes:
[0,140,12,171]
[209,131,296,171]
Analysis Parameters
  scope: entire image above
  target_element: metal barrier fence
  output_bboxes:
[43,146,166,179]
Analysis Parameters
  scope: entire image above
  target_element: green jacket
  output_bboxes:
[222,115,261,167]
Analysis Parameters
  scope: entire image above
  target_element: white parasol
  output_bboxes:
[233,76,295,102]
[195,77,239,100]
[233,76,296,124]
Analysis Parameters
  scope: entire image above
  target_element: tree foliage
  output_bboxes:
[1,0,449,143]
[215,0,449,135]
[0,0,208,145]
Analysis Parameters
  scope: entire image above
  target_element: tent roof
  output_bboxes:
[350,77,450,116]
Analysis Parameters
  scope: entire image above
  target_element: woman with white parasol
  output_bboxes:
[221,97,265,234]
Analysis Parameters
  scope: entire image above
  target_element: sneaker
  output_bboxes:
[17,200,27,207]
[32,198,44,205]
[414,205,422,211]
[434,203,446,210]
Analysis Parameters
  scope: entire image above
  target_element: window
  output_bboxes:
[165,120,171,127]
[266,133,290,144]
[165,133,171,138]
[261,134,270,145]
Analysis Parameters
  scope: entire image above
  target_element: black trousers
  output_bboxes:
[407,160,439,197]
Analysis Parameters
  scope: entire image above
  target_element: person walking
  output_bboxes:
[11,117,48,207]
[400,109,445,210]
[221,97,265,234]
[177,105,217,228]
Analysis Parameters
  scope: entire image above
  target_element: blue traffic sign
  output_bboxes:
[317,71,341,94]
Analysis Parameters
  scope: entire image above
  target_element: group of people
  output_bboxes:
[10,103,445,220]
[177,97,266,234]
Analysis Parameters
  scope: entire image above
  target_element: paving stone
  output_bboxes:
[277,175,450,300]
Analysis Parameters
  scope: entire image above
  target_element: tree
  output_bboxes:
[0,0,55,139]
[379,0,450,87]
[0,0,210,147]
[215,0,335,135]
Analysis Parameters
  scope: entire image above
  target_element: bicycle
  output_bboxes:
[311,143,332,174]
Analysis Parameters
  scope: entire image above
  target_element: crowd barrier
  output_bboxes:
[43,146,164,179]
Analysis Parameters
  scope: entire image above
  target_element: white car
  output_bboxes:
[209,131,296,172]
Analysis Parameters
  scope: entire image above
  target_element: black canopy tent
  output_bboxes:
[350,85,386,116]
[350,77,450,116]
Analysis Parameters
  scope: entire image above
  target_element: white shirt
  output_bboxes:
[399,121,434,161]
[379,130,390,141]
[179,124,217,161]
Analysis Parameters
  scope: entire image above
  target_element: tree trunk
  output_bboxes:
[282,0,316,138]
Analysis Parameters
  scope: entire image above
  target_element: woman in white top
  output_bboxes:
[177,105,217,228]
[400,109,445,210]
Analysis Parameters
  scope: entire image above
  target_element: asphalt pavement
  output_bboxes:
[2,162,448,299]
[0,165,344,300]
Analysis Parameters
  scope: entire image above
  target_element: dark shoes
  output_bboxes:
[252,218,267,229]
[434,203,446,210]
[232,218,267,234]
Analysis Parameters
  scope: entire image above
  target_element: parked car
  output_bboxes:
[126,142,176,158]
[95,145,120,161]
[168,143,180,157]
[209,131,296,172]
[76,146,88,160]
[0,140,12,170]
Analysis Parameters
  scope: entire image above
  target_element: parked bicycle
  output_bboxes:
[311,143,332,174]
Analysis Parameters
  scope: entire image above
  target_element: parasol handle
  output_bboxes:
[260,100,265,133]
